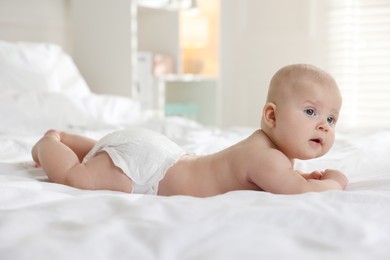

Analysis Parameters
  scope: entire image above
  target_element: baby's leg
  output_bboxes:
[32,130,94,165]
[66,152,133,192]
[32,130,83,183]
[59,132,97,161]
[33,130,132,192]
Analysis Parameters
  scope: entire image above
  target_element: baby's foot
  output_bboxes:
[31,129,62,165]
[44,129,62,141]
[31,142,40,165]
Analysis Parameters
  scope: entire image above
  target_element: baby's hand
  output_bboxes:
[321,169,348,189]
[307,170,323,180]
[300,170,323,180]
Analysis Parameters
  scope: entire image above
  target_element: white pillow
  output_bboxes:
[0,91,142,135]
[0,92,93,135]
[0,40,90,96]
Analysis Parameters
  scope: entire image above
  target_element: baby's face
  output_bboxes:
[272,77,342,160]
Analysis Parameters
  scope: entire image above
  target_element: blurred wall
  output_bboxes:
[220,0,328,127]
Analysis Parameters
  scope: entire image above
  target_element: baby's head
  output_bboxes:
[261,64,342,160]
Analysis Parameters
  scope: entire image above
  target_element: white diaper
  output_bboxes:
[82,128,185,195]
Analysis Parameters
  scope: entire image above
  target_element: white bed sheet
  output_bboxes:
[1,40,390,260]
[1,126,390,260]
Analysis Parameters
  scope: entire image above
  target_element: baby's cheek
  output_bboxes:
[325,135,336,152]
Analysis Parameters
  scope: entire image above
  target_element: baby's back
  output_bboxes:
[158,130,265,197]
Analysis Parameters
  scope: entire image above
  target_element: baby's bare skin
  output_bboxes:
[158,130,347,197]
[32,64,348,197]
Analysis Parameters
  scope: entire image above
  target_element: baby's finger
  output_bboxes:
[311,171,323,179]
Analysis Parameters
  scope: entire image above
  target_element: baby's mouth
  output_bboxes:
[310,138,323,144]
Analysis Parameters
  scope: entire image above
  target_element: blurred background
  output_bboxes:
[1,0,389,131]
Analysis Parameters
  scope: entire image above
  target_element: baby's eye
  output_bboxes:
[327,116,336,125]
[304,108,316,117]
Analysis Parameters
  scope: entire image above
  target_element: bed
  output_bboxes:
[1,40,390,260]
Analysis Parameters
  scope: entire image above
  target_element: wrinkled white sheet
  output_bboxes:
[1,126,390,260]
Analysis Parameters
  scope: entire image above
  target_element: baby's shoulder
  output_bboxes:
[245,130,277,149]
[243,131,290,162]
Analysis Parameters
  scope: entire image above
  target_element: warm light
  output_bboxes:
[179,0,219,76]
[180,14,209,48]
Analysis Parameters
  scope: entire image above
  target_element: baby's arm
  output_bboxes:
[319,169,348,190]
[300,169,348,190]
[248,151,348,194]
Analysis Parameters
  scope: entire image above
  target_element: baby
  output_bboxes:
[32,64,348,197]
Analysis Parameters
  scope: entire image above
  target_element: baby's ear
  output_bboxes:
[262,103,276,128]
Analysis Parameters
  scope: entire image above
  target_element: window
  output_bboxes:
[327,0,390,130]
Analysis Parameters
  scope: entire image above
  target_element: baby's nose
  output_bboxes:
[317,118,330,132]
